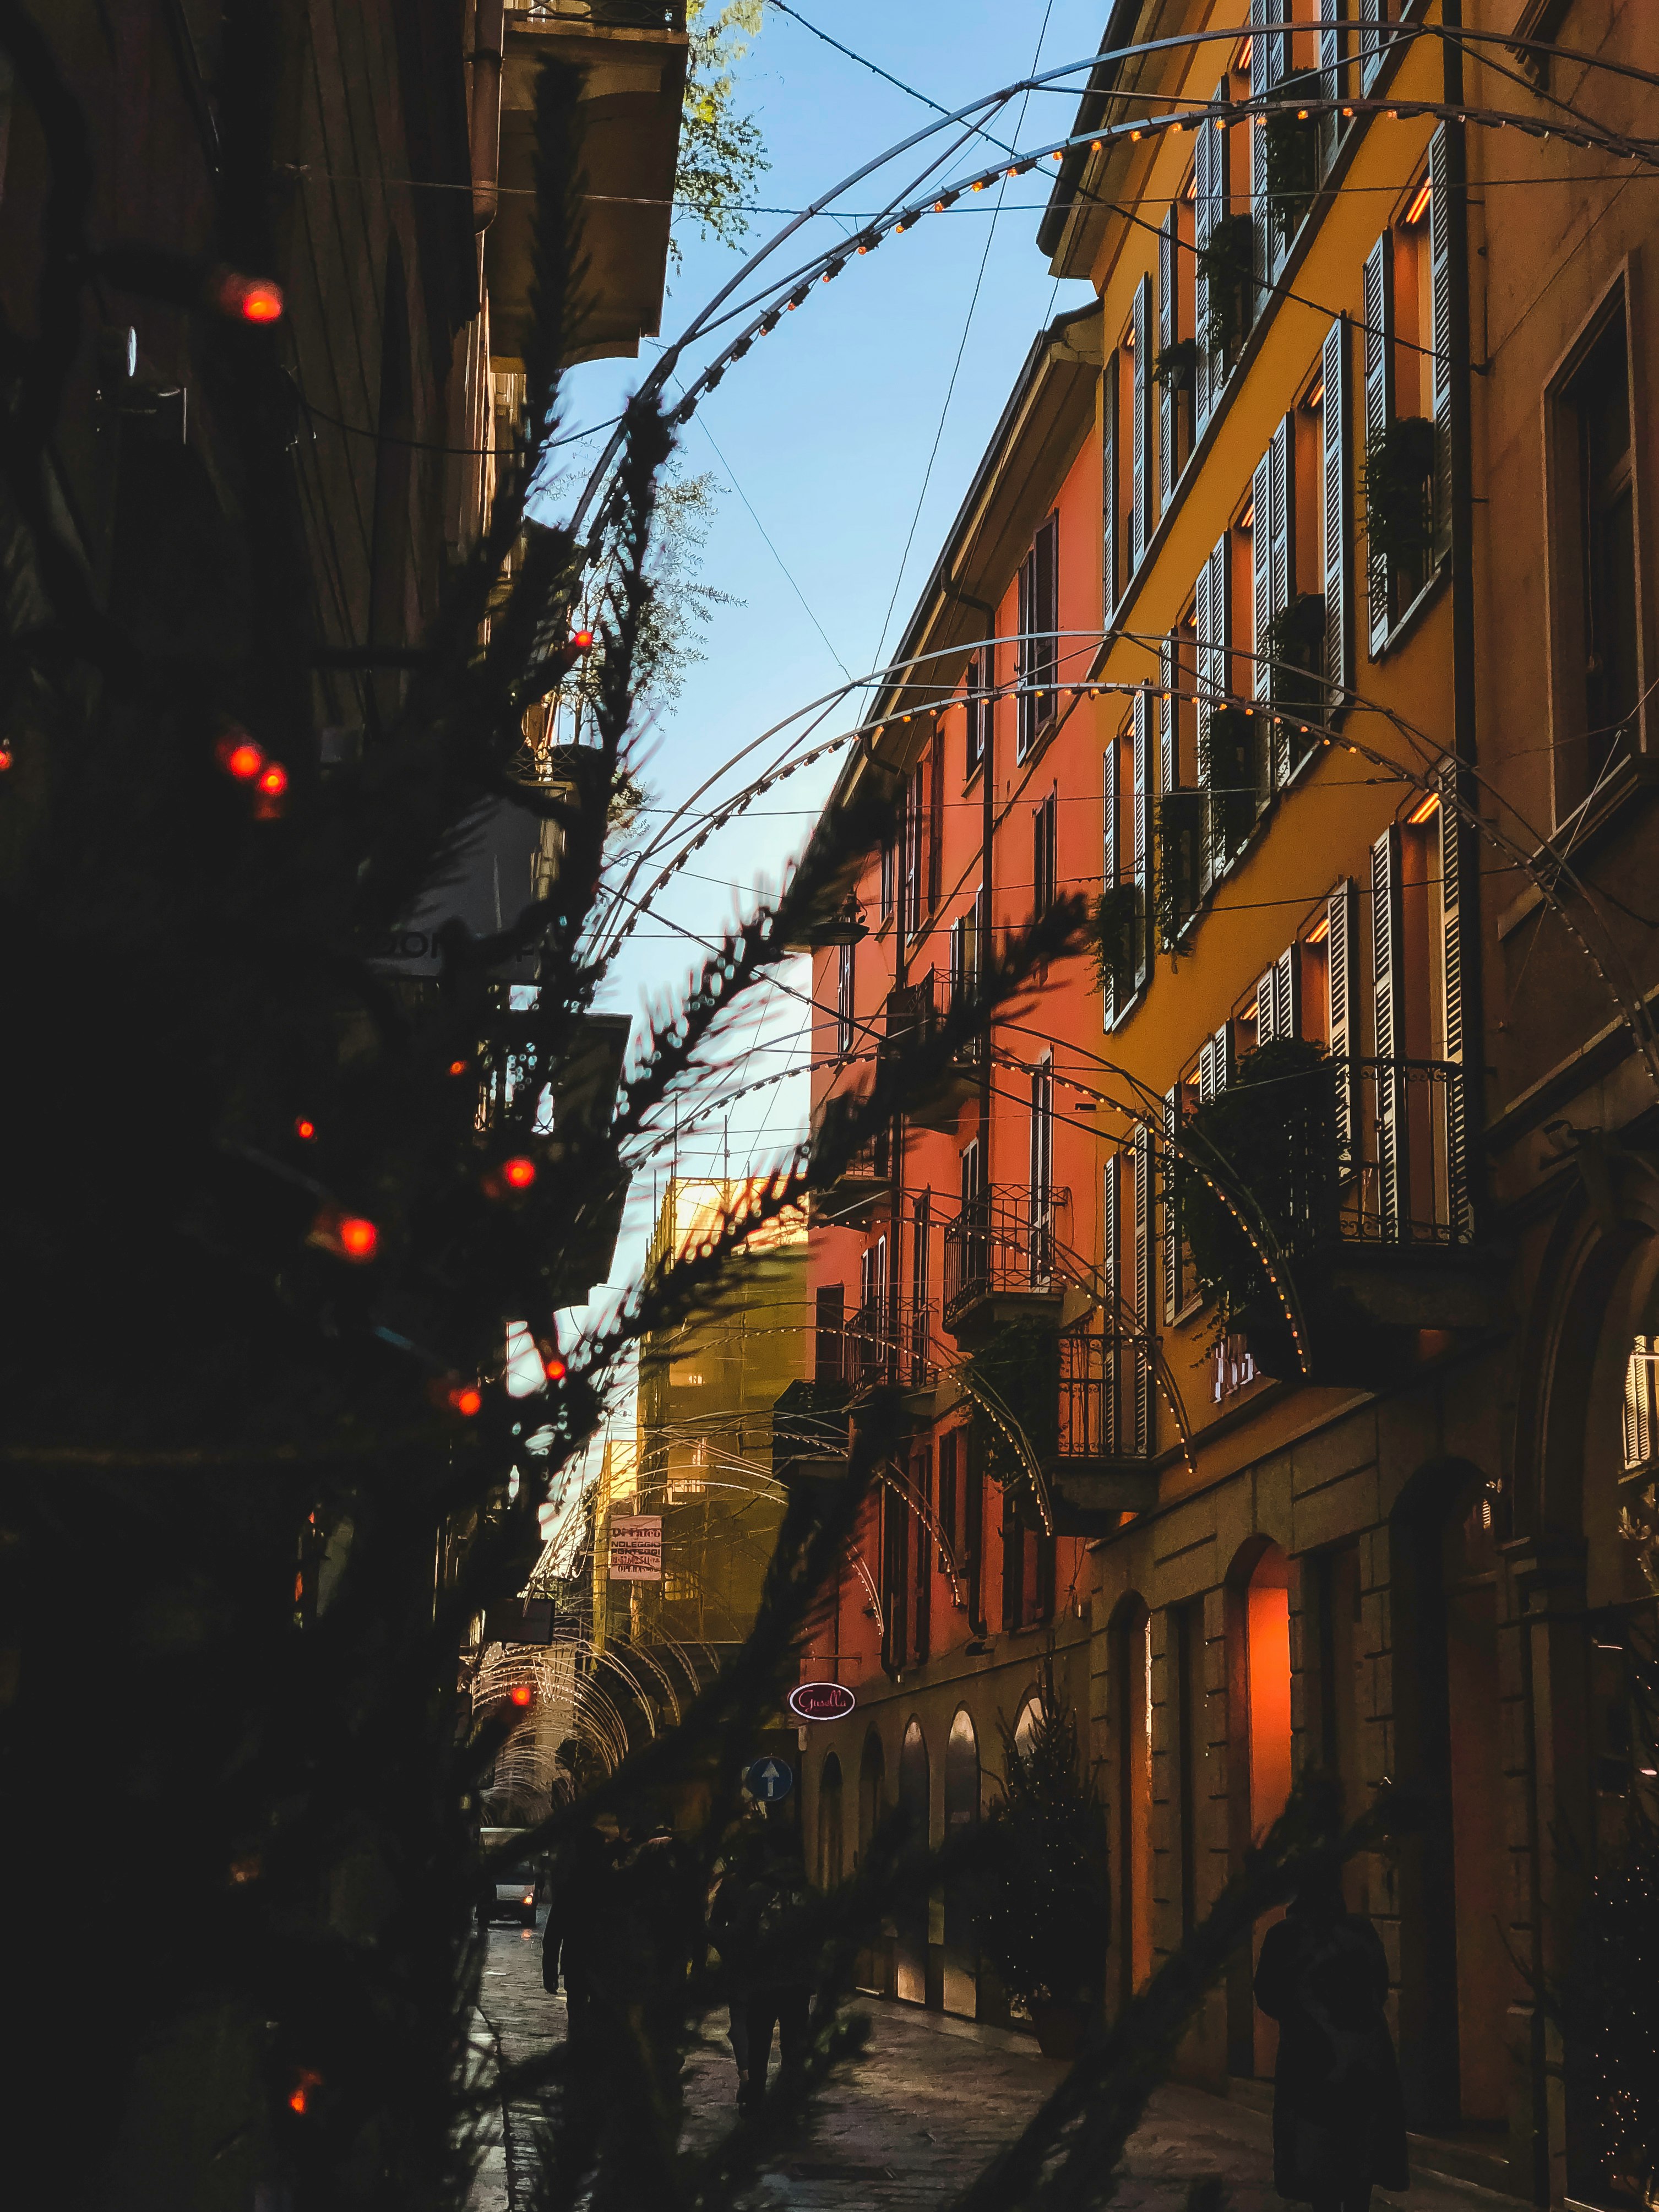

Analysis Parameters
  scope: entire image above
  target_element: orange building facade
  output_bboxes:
[787,7,1659,2206]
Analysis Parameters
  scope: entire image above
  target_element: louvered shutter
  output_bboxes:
[1323,316,1353,714]
[1133,1122,1154,1452]
[1101,748,1117,1031]
[1158,633,1177,797]
[1102,1155,1121,1454]
[1102,357,1118,625]
[1159,210,1178,504]
[1363,237,1395,657]
[1328,877,1359,1162]
[1197,1037,1218,1102]
[1371,826,1406,1237]
[1358,0,1387,94]
[1257,960,1282,1044]
[1336,880,1353,1167]
[1251,0,1271,305]
[1197,536,1230,884]
[1275,945,1302,1039]
[1132,686,1151,990]
[1163,1086,1182,1322]
[1252,449,1274,710]
[1200,1020,1234,1096]
[1318,0,1345,175]
[1428,126,1454,568]
[1269,415,1297,787]
[1132,274,1152,569]
[1194,99,1216,431]
[1438,764,1472,1242]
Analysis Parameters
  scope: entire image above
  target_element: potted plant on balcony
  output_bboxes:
[975,1664,1109,2057]
[1363,415,1437,578]
[966,1322,1060,1481]
[1264,78,1321,247]
[1199,211,1258,363]
[1155,788,1205,949]
[1089,879,1141,1004]
[1177,1036,1336,1373]
[1204,704,1259,865]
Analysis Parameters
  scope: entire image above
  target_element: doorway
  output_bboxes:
[943,1708,980,2017]
[896,1719,931,2003]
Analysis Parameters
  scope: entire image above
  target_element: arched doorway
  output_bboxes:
[1227,1539,1292,2078]
[943,1708,980,2017]
[1111,1595,1154,2010]
[896,1719,931,2004]
[856,1729,886,1993]
[818,1751,844,1888]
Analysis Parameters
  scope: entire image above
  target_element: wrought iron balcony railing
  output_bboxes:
[942,1186,1070,1325]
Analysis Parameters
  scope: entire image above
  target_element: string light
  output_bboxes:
[509,1681,533,1707]
[0,746,12,772]
[215,733,265,781]
[288,2069,322,2117]
[336,1215,378,1262]
[449,1058,470,1077]
[501,1156,536,1190]
[295,1118,316,1142]
[448,1384,483,1418]
[211,270,285,324]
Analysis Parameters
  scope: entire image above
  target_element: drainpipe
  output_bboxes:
[471,0,505,232]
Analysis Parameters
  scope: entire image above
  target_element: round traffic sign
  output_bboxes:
[788,1681,857,1722]
[744,1756,793,1803]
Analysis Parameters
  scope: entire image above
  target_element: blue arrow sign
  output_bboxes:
[744,1756,793,1803]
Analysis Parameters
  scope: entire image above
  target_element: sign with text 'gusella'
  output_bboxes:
[788,1681,856,1722]
[608,1515,662,1581]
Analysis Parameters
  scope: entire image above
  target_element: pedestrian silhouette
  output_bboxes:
[1254,1865,1409,2212]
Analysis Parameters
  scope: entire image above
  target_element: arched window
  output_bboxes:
[943,1709,980,2017]
[818,1751,844,1888]
[896,1720,931,2004]
[1226,1539,1292,2080]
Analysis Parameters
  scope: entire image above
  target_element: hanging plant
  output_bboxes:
[1264,80,1321,247]
[1199,213,1258,360]
[1177,1037,1337,1344]
[1204,704,1258,863]
[1154,789,1204,947]
[1089,881,1141,1002]
[1264,591,1328,712]
[965,1322,1060,1482]
[1152,336,1198,391]
[1363,415,1437,571]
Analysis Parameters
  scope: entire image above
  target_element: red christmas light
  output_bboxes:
[448,1059,469,1077]
[570,628,595,651]
[336,1215,378,1262]
[501,1156,536,1190]
[211,270,286,324]
[257,762,288,798]
[295,1118,316,1142]
[288,2069,322,2116]
[542,1354,567,1384]
[215,733,265,781]
[509,1683,534,1708]
[448,1384,482,1418]
[0,747,13,773]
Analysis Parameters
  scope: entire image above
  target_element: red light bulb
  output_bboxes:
[257,761,288,797]
[288,2069,322,2116]
[542,1354,567,1383]
[509,1683,534,1708]
[448,1059,469,1077]
[448,1384,482,1417]
[211,270,286,324]
[0,747,13,773]
[570,628,595,651]
[501,1156,536,1190]
[336,1215,378,1262]
[215,734,265,781]
[295,1118,316,1142]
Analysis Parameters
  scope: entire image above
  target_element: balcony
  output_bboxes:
[880,969,978,1133]
[1179,1051,1499,1381]
[771,1377,851,1486]
[808,1135,891,1230]
[942,1186,1069,1346]
[1045,1325,1160,1531]
[842,1301,937,1409]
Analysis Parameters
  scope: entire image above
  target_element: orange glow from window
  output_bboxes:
[1404,177,1433,227]
[1406,791,1441,825]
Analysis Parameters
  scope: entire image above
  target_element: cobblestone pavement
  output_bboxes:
[469,1917,1516,2212]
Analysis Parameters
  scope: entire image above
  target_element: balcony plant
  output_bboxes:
[1177,1037,1336,1368]
[1264,591,1328,712]
[1204,704,1258,865]
[966,1320,1060,1481]
[1264,79,1321,247]
[1089,880,1142,1003]
[1363,415,1437,573]
[976,1662,1110,2055]
[1154,789,1205,948]
[1199,211,1258,361]
[1152,335,1197,392]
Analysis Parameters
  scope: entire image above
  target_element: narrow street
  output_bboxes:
[470,1919,1519,2212]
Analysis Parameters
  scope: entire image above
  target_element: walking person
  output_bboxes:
[1254,1864,1410,2212]
[739,1829,815,2111]
[708,1819,765,2104]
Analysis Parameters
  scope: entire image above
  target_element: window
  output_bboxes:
[949,887,984,1058]
[1030,1056,1054,1281]
[835,939,855,1057]
[937,1428,958,1571]
[910,1192,931,1384]
[814,1284,845,1384]
[964,648,991,779]
[1032,789,1057,920]
[928,722,944,911]
[901,765,923,941]
[1556,307,1640,809]
[1017,514,1059,758]
[1624,1337,1659,1471]
[879,835,894,922]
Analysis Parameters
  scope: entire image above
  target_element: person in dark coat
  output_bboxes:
[542,1820,614,2043]
[1254,1865,1410,2212]
[738,1833,815,2111]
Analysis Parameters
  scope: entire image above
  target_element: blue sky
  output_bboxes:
[553,2,1102,1282]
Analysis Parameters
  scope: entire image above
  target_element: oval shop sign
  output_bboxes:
[788,1681,856,1722]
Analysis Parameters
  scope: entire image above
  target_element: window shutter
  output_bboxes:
[1199,1020,1234,1100]
[1269,414,1296,788]
[1428,125,1454,568]
[1017,550,1034,757]
[1132,685,1151,990]
[1101,748,1117,1031]
[1328,876,1359,1159]
[1438,764,1472,1242]
[1103,1154,1121,1453]
[1370,825,1406,1236]
[1132,1121,1154,1453]
[1194,99,1216,432]
[1102,357,1118,625]
[1163,1086,1182,1322]
[1362,236,1395,657]
[1319,0,1345,175]
[1322,315,1354,714]
[928,724,943,910]
[1036,514,1059,696]
[1250,0,1276,300]
[1358,0,1388,94]
[1252,449,1274,709]
[1159,210,1178,505]
[1158,633,1177,797]
[1274,943,1302,1039]
[1255,962,1280,1045]
[1132,273,1152,568]
[1198,536,1230,885]
[1197,1036,1218,1102]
